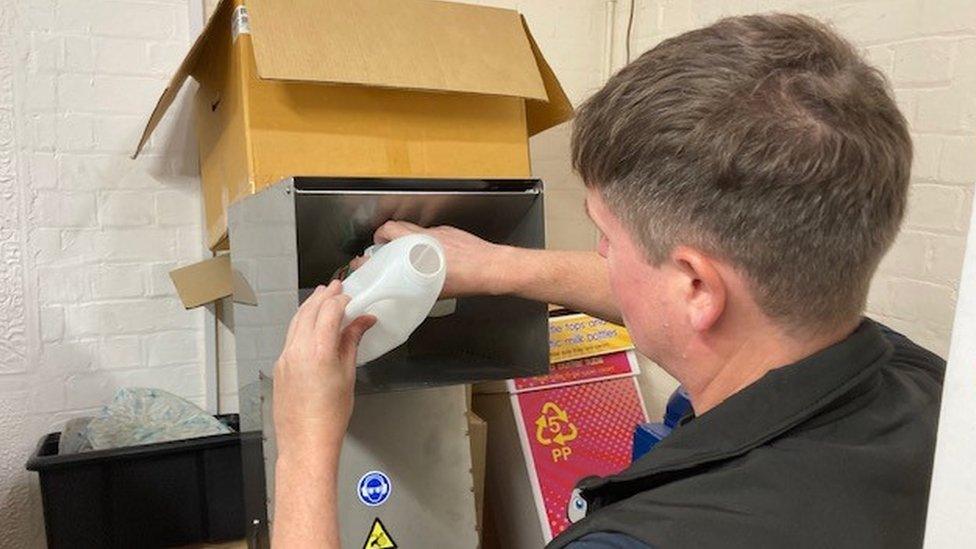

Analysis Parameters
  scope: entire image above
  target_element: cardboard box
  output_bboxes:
[468,410,488,542]
[474,313,648,546]
[135,0,573,251]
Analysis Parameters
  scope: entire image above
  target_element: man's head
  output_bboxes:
[575,14,911,360]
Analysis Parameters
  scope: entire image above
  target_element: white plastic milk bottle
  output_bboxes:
[341,234,447,365]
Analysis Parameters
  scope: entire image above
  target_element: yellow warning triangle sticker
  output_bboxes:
[363,517,397,549]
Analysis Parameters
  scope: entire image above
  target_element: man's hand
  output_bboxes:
[272,280,375,549]
[273,280,376,459]
[352,220,514,297]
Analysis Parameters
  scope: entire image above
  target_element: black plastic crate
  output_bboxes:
[26,414,245,548]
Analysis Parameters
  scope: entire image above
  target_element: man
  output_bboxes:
[271,13,944,548]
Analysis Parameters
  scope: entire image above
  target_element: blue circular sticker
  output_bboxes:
[357,470,392,507]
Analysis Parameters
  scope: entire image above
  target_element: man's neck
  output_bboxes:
[678,318,861,415]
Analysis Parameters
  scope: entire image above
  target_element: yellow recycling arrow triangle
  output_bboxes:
[363,517,397,549]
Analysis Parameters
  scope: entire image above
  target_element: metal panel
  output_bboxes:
[229,177,549,547]
[260,385,480,548]
[227,178,299,547]
[293,177,549,393]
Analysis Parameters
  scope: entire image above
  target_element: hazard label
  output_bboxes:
[362,517,397,549]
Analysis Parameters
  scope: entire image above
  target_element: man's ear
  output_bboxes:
[670,246,727,332]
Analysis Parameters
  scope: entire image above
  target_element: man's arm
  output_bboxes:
[502,247,621,324]
[272,281,375,547]
[274,441,341,547]
[371,221,622,324]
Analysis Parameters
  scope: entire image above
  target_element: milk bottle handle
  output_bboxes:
[341,243,383,325]
[342,295,371,326]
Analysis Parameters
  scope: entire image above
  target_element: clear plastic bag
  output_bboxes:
[85,388,231,451]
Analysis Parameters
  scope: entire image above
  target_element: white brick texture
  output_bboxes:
[0,1,202,545]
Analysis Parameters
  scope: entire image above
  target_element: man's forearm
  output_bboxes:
[495,247,622,325]
[273,443,341,548]
[368,222,619,322]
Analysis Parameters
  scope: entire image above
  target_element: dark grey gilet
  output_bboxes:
[549,320,944,549]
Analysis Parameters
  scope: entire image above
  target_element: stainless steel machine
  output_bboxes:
[228,177,549,547]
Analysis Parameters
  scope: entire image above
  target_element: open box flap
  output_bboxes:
[246,0,548,101]
[521,15,575,136]
[169,254,257,309]
[134,0,574,156]
[132,0,232,158]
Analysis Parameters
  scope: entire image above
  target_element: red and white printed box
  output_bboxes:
[474,312,648,547]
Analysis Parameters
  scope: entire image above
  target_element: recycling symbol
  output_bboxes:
[535,402,578,447]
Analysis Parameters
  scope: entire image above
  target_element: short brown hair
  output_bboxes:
[572,14,911,330]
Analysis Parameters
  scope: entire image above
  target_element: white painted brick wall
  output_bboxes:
[0,1,204,545]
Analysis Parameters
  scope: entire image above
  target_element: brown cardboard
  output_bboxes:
[135,0,574,250]
[247,0,547,100]
[473,392,544,548]
[521,16,575,136]
[169,255,233,309]
[468,411,488,543]
[168,254,256,309]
